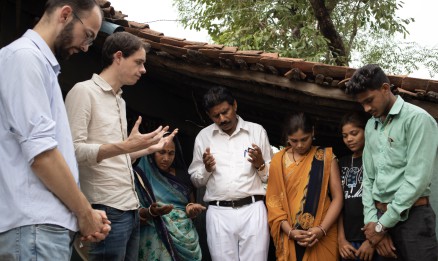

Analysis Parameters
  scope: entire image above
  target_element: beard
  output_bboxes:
[54,22,76,61]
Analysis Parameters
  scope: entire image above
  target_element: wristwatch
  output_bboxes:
[375,221,386,233]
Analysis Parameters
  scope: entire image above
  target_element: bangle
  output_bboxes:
[257,162,266,171]
[288,229,293,239]
[317,225,327,236]
[186,203,194,208]
[148,206,158,217]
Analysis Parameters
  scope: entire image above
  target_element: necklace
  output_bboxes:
[291,149,309,166]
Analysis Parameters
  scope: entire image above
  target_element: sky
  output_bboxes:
[109,0,437,79]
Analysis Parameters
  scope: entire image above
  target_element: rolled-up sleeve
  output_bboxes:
[0,49,58,164]
[65,84,100,165]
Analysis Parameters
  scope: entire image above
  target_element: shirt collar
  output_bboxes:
[92,73,123,95]
[23,29,60,75]
[212,115,249,136]
[387,95,404,116]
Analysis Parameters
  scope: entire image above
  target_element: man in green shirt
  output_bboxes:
[345,64,438,260]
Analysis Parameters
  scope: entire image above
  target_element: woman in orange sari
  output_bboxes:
[266,112,343,261]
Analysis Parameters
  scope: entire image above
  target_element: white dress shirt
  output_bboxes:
[189,116,272,202]
[65,74,139,211]
[0,30,78,232]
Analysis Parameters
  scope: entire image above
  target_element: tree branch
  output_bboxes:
[309,0,347,65]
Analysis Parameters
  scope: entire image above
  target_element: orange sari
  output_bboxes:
[266,146,338,261]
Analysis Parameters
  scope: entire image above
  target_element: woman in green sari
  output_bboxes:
[135,134,205,261]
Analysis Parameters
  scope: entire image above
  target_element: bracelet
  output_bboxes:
[317,225,327,236]
[256,162,266,171]
[288,229,293,239]
[186,203,194,208]
[148,206,158,217]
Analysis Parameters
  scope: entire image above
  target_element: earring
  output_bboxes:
[312,136,315,140]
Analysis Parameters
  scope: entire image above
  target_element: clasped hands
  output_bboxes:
[203,143,264,172]
[78,209,112,243]
[362,222,397,258]
[288,227,324,247]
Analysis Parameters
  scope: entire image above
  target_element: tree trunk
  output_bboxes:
[308,0,347,66]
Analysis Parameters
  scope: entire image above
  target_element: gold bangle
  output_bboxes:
[288,229,293,239]
[186,203,195,208]
[317,225,327,236]
[148,206,158,217]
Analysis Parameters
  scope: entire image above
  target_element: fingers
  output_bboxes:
[203,148,216,171]
[131,116,142,133]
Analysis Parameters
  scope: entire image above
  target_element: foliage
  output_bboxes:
[351,30,438,77]
[174,0,413,66]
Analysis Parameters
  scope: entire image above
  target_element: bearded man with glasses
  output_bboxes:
[0,1,110,260]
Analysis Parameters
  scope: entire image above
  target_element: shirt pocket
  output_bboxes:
[385,139,406,168]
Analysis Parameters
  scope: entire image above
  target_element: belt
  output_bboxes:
[208,195,264,208]
[375,196,429,213]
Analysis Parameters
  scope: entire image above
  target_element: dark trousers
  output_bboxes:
[383,204,437,261]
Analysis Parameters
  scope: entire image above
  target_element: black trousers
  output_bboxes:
[383,204,437,261]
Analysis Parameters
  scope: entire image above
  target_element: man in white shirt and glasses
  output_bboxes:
[189,86,273,261]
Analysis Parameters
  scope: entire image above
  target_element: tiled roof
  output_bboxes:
[98,1,438,107]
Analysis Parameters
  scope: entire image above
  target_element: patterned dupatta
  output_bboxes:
[266,146,333,261]
[134,164,181,261]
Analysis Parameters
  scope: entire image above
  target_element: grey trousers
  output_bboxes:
[384,204,438,261]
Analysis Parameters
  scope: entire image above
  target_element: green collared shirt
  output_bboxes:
[362,96,438,228]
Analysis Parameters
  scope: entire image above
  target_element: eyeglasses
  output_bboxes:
[72,11,94,46]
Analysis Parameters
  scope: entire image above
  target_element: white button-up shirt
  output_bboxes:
[65,74,139,211]
[0,30,78,232]
[189,116,272,202]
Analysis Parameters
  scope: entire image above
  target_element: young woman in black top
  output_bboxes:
[338,112,381,261]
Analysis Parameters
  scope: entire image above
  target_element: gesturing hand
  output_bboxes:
[149,202,173,216]
[203,148,216,172]
[186,203,206,218]
[145,128,179,154]
[125,116,168,153]
[247,143,265,169]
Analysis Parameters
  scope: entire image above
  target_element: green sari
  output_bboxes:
[135,154,202,261]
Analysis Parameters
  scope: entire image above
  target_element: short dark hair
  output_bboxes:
[101,32,145,69]
[282,112,313,146]
[202,86,235,112]
[44,0,98,16]
[339,111,369,131]
[345,64,390,95]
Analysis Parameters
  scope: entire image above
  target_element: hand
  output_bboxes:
[376,234,397,259]
[356,240,375,261]
[139,207,149,225]
[125,116,168,153]
[149,202,173,216]
[338,238,357,260]
[362,222,385,246]
[289,229,313,247]
[186,203,206,218]
[247,144,264,169]
[144,128,179,154]
[203,148,216,172]
[78,209,111,242]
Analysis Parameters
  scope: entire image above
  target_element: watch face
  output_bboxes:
[375,222,383,233]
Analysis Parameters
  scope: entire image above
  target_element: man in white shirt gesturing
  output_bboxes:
[189,86,273,261]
